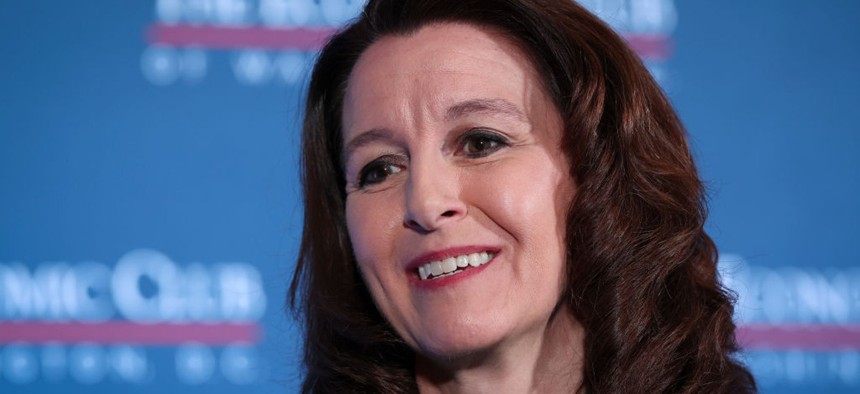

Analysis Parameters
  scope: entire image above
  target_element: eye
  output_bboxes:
[460,130,508,158]
[358,157,404,188]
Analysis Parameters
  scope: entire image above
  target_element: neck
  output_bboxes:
[415,309,584,394]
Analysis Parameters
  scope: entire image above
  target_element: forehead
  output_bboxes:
[342,22,546,133]
[353,22,530,77]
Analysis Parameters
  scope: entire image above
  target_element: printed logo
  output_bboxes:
[0,249,266,386]
[140,0,677,86]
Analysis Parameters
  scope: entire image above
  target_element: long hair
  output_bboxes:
[289,0,756,392]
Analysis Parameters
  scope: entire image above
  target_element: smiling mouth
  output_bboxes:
[417,252,495,280]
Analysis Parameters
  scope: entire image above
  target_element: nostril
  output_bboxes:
[404,219,430,234]
[441,210,456,218]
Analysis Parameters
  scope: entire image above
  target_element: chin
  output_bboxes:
[416,337,499,363]
[410,317,509,362]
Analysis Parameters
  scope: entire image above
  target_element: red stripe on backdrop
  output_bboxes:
[736,324,860,350]
[623,33,673,61]
[0,322,261,345]
[147,24,335,50]
[1,322,858,349]
[145,23,672,60]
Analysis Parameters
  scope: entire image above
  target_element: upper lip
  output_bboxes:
[405,245,500,272]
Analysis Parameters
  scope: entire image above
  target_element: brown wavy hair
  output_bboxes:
[289,0,756,392]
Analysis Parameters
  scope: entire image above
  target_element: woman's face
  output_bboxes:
[342,22,575,359]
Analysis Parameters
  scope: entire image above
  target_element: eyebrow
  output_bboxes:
[343,127,395,163]
[445,98,527,123]
[343,98,527,161]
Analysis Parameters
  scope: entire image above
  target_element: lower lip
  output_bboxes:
[408,254,497,290]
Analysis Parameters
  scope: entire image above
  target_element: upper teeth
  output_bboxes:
[418,252,493,280]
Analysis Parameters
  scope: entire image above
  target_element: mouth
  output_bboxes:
[416,251,495,281]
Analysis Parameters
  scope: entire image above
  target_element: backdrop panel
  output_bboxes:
[1,1,858,393]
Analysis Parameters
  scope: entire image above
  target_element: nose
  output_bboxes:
[403,160,467,233]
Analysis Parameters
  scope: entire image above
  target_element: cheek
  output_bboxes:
[465,155,573,295]
[345,195,403,276]
[345,196,411,331]
[474,157,569,237]
[345,198,376,265]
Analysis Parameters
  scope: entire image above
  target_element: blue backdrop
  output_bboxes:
[1,1,858,393]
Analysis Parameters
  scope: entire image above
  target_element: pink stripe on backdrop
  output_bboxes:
[145,23,671,60]
[147,24,336,50]
[0,322,260,345]
[736,324,860,350]
[622,33,673,61]
[1,322,858,349]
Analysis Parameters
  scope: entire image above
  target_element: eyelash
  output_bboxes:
[355,129,510,189]
[357,155,404,188]
[458,129,508,158]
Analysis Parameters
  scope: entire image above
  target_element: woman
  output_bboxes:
[290,0,756,392]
